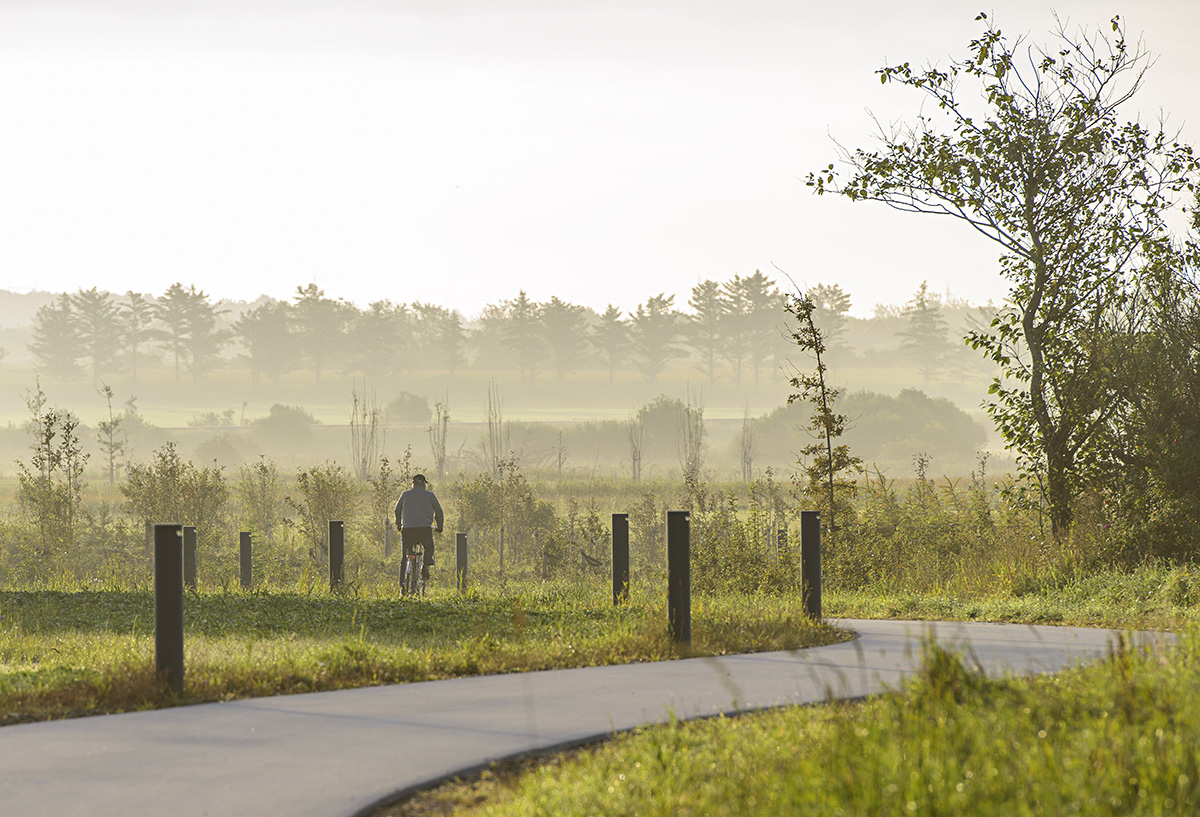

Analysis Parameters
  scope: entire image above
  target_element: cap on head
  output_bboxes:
[412,474,428,485]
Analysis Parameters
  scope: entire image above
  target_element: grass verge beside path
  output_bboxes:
[0,581,847,725]
[382,628,1197,817]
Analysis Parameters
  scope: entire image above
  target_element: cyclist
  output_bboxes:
[394,473,444,581]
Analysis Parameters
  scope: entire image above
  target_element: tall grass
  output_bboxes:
[387,630,1197,817]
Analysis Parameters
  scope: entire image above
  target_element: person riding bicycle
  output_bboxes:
[395,474,444,581]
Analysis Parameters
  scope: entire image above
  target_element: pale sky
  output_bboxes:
[1,1,1196,319]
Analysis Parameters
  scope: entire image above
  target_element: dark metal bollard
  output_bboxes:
[154,524,185,693]
[329,520,344,590]
[666,510,691,644]
[183,526,197,590]
[239,531,252,589]
[456,532,468,592]
[612,513,630,606]
[800,510,822,620]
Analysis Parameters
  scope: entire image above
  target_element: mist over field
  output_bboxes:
[0,282,1002,483]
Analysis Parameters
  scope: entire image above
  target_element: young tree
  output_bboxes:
[897,281,953,387]
[629,293,684,381]
[17,382,89,560]
[349,383,386,480]
[96,384,127,485]
[808,13,1198,538]
[805,283,852,354]
[687,280,727,382]
[784,293,862,532]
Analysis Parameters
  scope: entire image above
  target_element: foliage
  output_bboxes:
[15,384,88,569]
[810,12,1199,540]
[438,632,1200,817]
[897,280,953,387]
[95,384,127,485]
[285,461,359,566]
[121,442,229,550]
[784,292,862,532]
[628,293,684,381]
[386,391,431,423]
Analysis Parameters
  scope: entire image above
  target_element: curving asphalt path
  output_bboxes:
[0,619,1173,817]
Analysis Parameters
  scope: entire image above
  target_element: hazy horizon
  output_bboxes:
[2,1,1196,319]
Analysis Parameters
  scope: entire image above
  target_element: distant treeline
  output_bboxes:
[13,274,993,387]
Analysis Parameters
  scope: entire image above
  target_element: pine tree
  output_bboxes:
[28,295,81,383]
[897,281,952,387]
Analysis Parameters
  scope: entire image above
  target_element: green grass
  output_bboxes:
[0,580,846,724]
[380,628,1198,817]
[824,562,1200,630]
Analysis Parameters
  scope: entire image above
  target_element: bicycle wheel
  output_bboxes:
[402,556,417,597]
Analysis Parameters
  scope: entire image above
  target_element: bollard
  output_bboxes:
[239,531,252,589]
[456,532,468,592]
[666,510,691,644]
[329,520,344,590]
[800,510,822,620]
[183,526,197,590]
[154,524,185,693]
[612,513,630,606]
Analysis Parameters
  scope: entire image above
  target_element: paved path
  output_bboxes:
[0,620,1172,817]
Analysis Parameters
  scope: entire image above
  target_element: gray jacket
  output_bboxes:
[395,485,444,530]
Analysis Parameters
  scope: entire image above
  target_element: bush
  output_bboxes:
[387,392,431,423]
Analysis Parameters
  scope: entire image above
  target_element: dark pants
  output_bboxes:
[401,527,435,566]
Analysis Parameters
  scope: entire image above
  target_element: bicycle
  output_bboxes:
[400,544,426,597]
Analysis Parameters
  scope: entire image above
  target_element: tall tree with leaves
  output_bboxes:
[120,291,156,380]
[153,283,229,382]
[725,271,781,387]
[347,300,410,378]
[292,283,351,383]
[502,290,545,383]
[808,13,1198,538]
[28,294,81,383]
[897,280,953,387]
[70,288,122,385]
[234,298,296,386]
[539,296,590,382]
[629,293,684,381]
[413,302,468,375]
[687,280,727,382]
[590,304,628,383]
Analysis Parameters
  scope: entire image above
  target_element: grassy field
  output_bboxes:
[381,628,1195,816]
[0,578,846,725]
